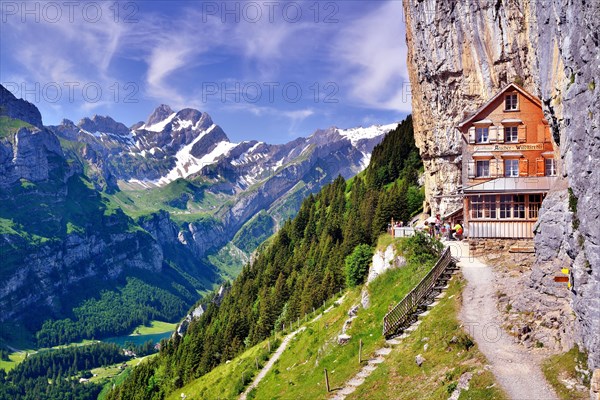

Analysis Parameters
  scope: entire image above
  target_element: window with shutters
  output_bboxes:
[504,126,518,142]
[476,160,490,177]
[504,159,519,177]
[545,158,557,176]
[505,93,518,110]
[475,127,489,143]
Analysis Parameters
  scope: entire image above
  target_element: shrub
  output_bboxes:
[345,244,374,287]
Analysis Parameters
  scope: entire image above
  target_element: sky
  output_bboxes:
[0,0,411,143]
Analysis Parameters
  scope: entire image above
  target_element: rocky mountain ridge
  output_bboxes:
[0,84,397,342]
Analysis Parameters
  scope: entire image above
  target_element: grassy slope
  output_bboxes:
[130,320,178,336]
[542,346,590,400]
[348,276,506,400]
[0,116,34,139]
[167,337,281,400]
[249,238,451,400]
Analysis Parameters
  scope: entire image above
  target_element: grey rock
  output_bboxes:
[415,354,425,367]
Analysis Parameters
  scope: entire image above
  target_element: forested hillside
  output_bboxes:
[107,116,423,399]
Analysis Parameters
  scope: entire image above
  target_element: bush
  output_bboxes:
[345,244,374,287]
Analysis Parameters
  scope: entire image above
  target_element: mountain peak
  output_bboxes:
[146,104,174,126]
[77,115,130,136]
[0,84,44,129]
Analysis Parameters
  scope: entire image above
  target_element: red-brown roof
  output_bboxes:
[458,83,543,129]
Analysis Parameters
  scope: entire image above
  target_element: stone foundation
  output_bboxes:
[469,238,535,260]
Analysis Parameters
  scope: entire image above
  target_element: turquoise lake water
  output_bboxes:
[102,331,173,347]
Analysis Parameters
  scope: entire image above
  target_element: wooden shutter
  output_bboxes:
[497,126,505,143]
[489,126,497,143]
[537,124,546,143]
[496,160,504,178]
[519,158,529,176]
[536,157,545,176]
[518,125,527,142]
[468,127,476,144]
[467,160,475,178]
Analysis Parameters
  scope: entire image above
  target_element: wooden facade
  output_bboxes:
[458,83,558,239]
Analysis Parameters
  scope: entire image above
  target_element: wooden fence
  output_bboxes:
[382,247,453,338]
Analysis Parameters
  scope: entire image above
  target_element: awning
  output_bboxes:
[541,151,555,158]
[501,152,524,158]
[501,118,522,124]
[464,177,558,194]
[472,152,494,158]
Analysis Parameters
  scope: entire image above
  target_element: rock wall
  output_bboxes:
[403,0,600,368]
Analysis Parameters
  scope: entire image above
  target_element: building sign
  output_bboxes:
[475,143,544,151]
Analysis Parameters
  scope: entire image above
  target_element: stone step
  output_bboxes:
[367,356,385,365]
[375,347,392,356]
[338,385,357,395]
[418,310,431,318]
[347,377,365,387]
[386,338,401,346]
[435,291,447,300]
[427,301,440,309]
[404,320,422,332]
[434,284,449,291]
[362,364,377,372]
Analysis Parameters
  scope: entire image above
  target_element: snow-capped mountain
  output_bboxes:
[50,105,397,193]
[50,105,397,262]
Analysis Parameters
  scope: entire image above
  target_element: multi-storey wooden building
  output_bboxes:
[458,83,558,238]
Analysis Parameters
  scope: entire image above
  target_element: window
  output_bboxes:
[545,158,557,176]
[505,94,518,110]
[476,127,489,143]
[499,195,512,219]
[505,159,520,177]
[470,195,496,219]
[476,160,490,177]
[513,195,526,218]
[504,126,518,142]
[498,195,526,219]
[529,194,542,219]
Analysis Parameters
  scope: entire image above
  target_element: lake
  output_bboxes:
[102,331,173,347]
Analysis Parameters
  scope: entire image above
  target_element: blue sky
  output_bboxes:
[1,1,411,143]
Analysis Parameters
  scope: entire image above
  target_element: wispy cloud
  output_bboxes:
[334,1,411,112]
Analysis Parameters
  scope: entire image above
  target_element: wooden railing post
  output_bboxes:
[383,248,452,337]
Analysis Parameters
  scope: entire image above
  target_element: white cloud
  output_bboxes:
[334,1,412,112]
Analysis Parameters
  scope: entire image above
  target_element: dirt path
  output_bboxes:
[449,241,559,400]
[239,296,345,399]
[239,326,306,400]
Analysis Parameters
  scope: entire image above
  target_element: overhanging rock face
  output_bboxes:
[403,0,599,368]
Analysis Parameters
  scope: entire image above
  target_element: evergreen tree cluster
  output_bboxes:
[0,342,127,400]
[107,116,423,400]
[36,277,190,347]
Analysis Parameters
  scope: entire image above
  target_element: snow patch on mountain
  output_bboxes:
[156,124,237,185]
[142,112,176,132]
[337,122,398,146]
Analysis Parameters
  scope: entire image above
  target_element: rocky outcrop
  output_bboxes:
[367,245,406,284]
[0,218,162,321]
[403,0,600,368]
[0,85,43,129]
[0,126,64,188]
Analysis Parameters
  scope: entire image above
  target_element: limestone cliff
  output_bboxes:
[403,0,599,368]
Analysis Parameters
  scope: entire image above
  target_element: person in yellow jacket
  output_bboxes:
[452,222,463,241]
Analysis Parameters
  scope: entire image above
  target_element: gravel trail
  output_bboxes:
[449,241,559,400]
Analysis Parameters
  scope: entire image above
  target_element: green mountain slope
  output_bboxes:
[106,116,425,399]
